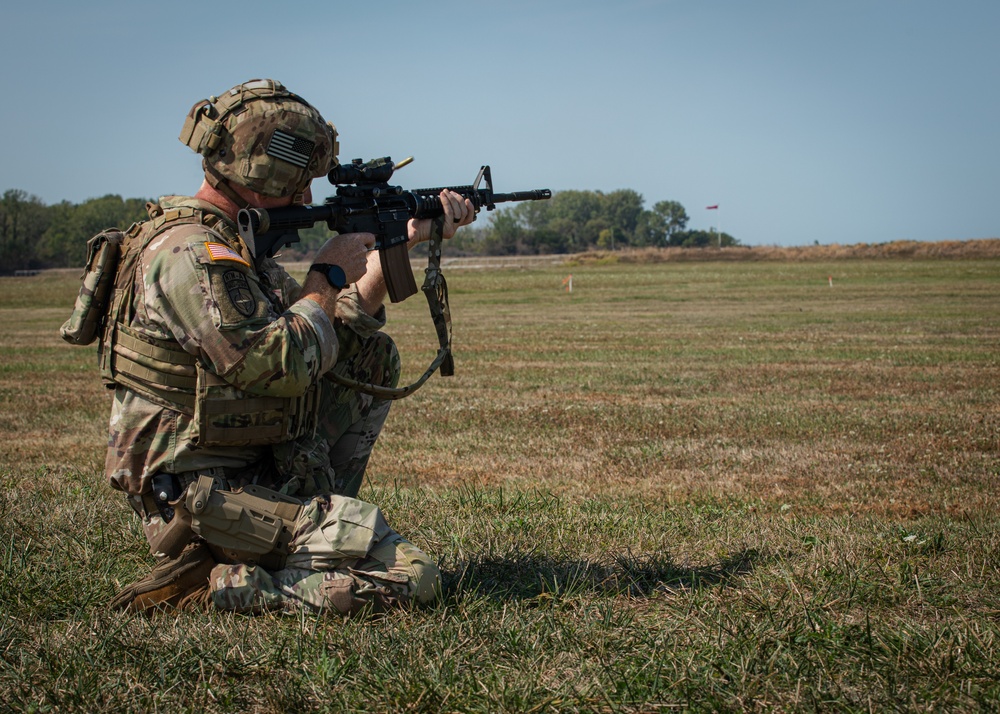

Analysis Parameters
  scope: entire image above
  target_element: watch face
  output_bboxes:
[326,264,347,289]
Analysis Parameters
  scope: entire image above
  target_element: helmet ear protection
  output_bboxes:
[179,79,338,198]
[178,99,224,157]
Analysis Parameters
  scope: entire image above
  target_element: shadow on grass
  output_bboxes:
[442,548,761,602]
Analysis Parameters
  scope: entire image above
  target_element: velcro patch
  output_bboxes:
[205,242,250,267]
[267,130,314,168]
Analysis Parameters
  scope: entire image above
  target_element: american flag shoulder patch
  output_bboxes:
[205,242,250,267]
[267,130,315,168]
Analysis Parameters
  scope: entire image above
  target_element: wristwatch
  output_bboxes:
[309,263,349,290]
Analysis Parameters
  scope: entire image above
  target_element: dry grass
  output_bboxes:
[1,249,998,712]
[567,238,1000,264]
[375,256,999,517]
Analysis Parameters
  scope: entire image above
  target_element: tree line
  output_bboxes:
[0,190,149,272]
[0,188,737,272]
[449,189,738,256]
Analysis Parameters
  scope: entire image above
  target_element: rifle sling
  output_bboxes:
[326,216,452,401]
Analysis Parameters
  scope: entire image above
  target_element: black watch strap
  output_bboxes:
[309,263,349,290]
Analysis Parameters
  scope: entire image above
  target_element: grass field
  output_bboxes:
[1,254,998,712]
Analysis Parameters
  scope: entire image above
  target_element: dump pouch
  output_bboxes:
[60,228,124,345]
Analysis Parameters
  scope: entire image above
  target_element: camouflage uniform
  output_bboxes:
[104,194,439,613]
[210,495,439,614]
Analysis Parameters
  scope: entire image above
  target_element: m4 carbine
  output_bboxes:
[237,157,551,398]
[236,156,551,303]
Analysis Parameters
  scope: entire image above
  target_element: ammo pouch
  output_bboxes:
[158,475,304,570]
[60,228,124,345]
[106,322,320,447]
[193,369,320,447]
[108,322,198,411]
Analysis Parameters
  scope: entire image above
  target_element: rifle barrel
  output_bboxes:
[493,189,552,203]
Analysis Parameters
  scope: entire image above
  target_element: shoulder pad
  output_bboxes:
[149,206,201,233]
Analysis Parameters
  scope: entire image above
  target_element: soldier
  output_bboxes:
[96,79,474,615]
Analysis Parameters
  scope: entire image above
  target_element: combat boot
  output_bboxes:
[110,541,215,615]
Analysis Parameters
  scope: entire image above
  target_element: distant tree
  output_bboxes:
[479,190,721,254]
[673,229,740,247]
[596,227,616,250]
[548,190,603,226]
[0,190,49,272]
[72,195,147,238]
[36,200,74,266]
[600,189,644,246]
[444,224,490,256]
[40,195,148,267]
[508,198,552,235]
[635,200,689,247]
[546,190,604,249]
[482,210,523,255]
[297,223,334,252]
[531,226,569,254]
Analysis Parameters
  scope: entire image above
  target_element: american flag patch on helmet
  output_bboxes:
[205,242,250,267]
[267,130,315,168]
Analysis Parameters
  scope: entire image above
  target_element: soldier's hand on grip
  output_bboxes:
[314,232,375,286]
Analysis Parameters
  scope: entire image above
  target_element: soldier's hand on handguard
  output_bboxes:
[407,190,475,248]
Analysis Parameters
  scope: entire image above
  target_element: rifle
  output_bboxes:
[236,157,551,398]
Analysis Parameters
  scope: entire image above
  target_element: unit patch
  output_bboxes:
[223,270,257,317]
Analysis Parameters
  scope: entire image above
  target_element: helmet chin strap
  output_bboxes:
[202,161,253,211]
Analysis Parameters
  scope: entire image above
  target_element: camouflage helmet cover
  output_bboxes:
[179,79,338,198]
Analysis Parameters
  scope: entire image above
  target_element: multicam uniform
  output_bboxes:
[101,195,439,614]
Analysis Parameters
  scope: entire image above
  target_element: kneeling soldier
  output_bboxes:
[63,79,472,615]
[111,478,439,615]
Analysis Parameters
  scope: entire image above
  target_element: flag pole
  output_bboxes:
[706,204,719,247]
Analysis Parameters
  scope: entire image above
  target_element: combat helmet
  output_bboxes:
[179,79,338,201]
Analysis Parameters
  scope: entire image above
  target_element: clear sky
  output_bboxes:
[1,0,996,246]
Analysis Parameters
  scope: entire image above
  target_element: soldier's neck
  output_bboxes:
[193,181,241,222]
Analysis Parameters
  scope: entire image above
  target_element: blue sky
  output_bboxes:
[1,0,996,246]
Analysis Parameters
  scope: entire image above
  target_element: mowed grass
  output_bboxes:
[1,257,998,712]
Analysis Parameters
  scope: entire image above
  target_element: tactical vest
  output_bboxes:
[63,202,318,447]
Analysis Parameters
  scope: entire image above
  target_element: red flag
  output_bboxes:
[705,205,719,210]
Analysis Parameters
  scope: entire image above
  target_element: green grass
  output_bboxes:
[1,258,999,712]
